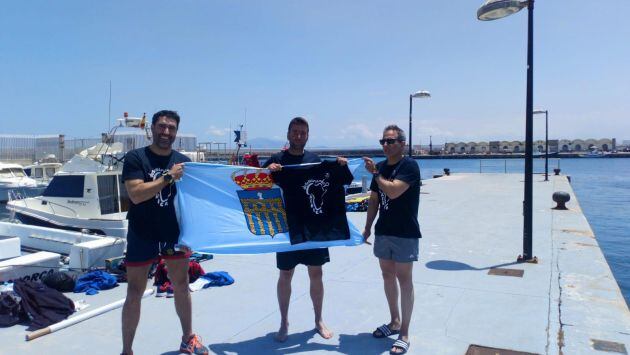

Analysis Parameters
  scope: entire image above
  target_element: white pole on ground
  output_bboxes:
[25,288,154,341]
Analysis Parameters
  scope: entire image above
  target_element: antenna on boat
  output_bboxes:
[244,107,248,148]
[108,81,112,131]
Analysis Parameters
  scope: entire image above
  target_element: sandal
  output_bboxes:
[372,324,400,338]
[390,339,410,354]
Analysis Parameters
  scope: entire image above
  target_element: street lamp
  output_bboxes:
[533,109,549,181]
[408,90,431,157]
[477,0,537,263]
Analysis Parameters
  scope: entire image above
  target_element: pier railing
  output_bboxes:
[479,158,561,174]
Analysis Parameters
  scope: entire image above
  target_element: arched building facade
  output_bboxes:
[445,138,615,154]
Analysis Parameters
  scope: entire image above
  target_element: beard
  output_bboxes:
[155,135,175,149]
[289,141,305,151]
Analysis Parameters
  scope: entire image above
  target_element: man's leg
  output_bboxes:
[164,256,209,355]
[394,262,414,351]
[379,258,401,330]
[163,257,192,339]
[121,263,152,355]
[275,268,294,342]
[307,265,333,339]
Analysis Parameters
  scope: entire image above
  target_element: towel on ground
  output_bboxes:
[189,271,234,291]
[74,270,118,295]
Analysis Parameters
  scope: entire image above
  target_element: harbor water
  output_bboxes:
[2,157,628,306]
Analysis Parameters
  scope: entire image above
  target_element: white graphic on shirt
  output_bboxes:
[302,173,330,215]
[149,168,171,207]
[379,190,390,211]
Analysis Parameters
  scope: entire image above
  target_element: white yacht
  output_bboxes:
[7,155,129,237]
[23,162,63,187]
[5,116,137,237]
[0,162,38,202]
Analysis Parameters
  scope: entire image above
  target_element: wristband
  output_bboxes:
[162,171,174,185]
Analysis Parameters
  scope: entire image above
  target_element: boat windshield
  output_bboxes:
[43,175,85,197]
[34,168,44,178]
[10,168,26,177]
[45,167,57,177]
[0,168,12,178]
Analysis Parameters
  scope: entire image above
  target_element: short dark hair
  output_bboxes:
[152,110,180,127]
[383,124,406,142]
[288,116,309,132]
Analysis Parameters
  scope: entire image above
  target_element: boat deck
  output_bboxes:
[3,173,629,354]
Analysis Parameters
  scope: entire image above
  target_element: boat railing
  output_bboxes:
[8,191,80,218]
[479,159,509,173]
[36,198,80,218]
[7,189,27,202]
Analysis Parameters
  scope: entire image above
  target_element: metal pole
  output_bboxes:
[544,110,549,181]
[521,0,535,261]
[408,95,413,157]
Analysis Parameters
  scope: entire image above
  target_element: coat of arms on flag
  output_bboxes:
[231,169,288,237]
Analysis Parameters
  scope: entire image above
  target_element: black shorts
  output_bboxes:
[276,248,330,270]
[125,229,190,267]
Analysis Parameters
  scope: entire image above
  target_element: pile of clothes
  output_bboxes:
[0,269,120,330]
[0,279,75,330]
[153,258,234,296]
[153,259,205,297]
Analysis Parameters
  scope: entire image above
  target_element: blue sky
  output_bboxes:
[2,1,629,148]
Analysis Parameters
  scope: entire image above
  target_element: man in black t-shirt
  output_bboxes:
[362,124,421,355]
[120,110,208,355]
[263,117,347,342]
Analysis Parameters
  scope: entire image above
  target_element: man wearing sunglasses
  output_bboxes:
[362,125,421,355]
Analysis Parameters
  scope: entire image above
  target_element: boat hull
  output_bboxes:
[9,206,128,238]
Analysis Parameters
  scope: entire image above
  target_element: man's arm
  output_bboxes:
[262,155,282,172]
[125,163,184,205]
[373,175,410,200]
[362,191,379,245]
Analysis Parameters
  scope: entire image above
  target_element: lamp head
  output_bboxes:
[477,0,528,21]
[533,109,547,115]
[411,90,431,99]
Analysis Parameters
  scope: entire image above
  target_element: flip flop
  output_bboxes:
[372,324,400,338]
[389,339,410,354]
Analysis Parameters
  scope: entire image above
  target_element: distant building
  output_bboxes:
[445,138,615,154]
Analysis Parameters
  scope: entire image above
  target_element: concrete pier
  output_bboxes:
[3,174,629,354]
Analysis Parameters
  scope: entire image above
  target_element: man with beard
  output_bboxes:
[120,110,208,355]
[263,117,346,342]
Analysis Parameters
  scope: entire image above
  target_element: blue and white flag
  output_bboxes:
[177,162,364,254]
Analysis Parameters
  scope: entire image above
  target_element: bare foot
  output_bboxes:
[274,324,288,343]
[316,321,333,339]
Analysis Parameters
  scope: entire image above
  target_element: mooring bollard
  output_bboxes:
[552,191,570,210]
[554,168,561,175]
[444,168,450,176]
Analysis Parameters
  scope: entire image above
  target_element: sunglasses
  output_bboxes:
[379,138,401,145]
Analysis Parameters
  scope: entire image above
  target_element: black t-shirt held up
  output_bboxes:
[264,151,353,244]
[370,156,422,239]
[122,146,190,242]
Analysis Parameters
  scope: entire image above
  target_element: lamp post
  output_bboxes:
[478,0,537,262]
[408,90,431,157]
[534,109,548,181]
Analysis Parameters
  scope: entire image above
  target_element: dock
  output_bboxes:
[3,173,629,354]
